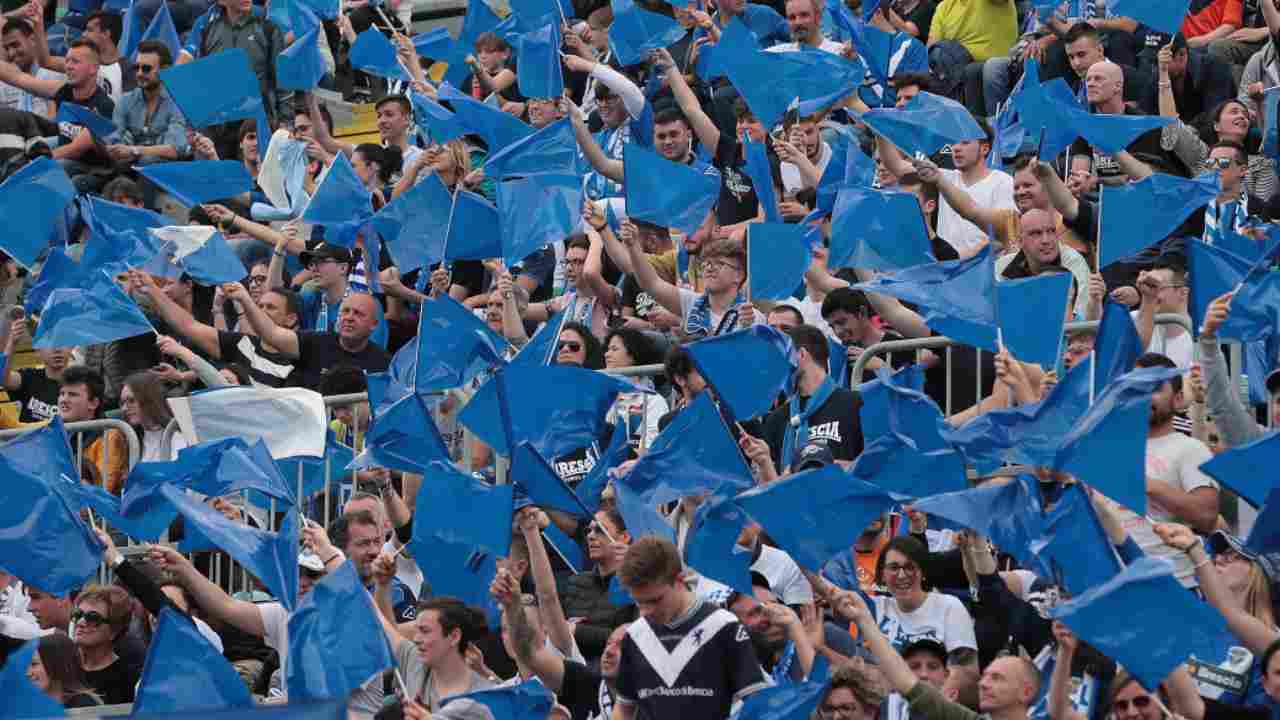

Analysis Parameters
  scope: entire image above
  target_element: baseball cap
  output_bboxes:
[1208,530,1278,584]
[901,638,949,665]
[298,550,326,574]
[795,443,834,472]
[299,243,353,268]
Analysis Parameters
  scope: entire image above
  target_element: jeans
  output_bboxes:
[982,56,1014,117]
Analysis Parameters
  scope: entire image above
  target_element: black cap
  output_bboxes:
[299,242,353,267]
[901,638,949,664]
[795,443,835,472]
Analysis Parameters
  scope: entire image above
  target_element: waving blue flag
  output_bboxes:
[743,137,780,223]
[0,640,66,718]
[1219,269,1280,343]
[620,392,754,505]
[1054,366,1182,514]
[147,225,247,284]
[159,48,268,143]
[57,478,157,542]
[858,364,945,449]
[444,680,556,720]
[1200,431,1280,509]
[276,26,328,90]
[512,442,591,517]
[411,90,466,144]
[286,561,395,702]
[685,497,754,595]
[512,309,567,367]
[510,23,563,99]
[303,153,373,233]
[1051,557,1230,689]
[483,117,580,179]
[353,383,452,474]
[350,28,411,81]
[130,702,347,720]
[1099,172,1219,268]
[624,143,720,235]
[0,421,102,596]
[438,82,533,151]
[414,294,510,391]
[161,485,300,609]
[997,272,1072,370]
[1094,299,1144,390]
[610,0,687,65]
[747,223,811,301]
[134,608,253,713]
[852,246,998,351]
[1033,482,1123,595]
[830,187,933,270]
[80,194,171,274]
[1105,0,1192,34]
[1245,483,1280,556]
[1186,238,1253,338]
[56,101,118,139]
[737,677,831,720]
[135,0,182,59]
[576,421,631,512]
[497,173,584,265]
[736,466,909,569]
[271,432,355,506]
[844,17,896,89]
[413,461,514,558]
[25,247,85,316]
[612,478,677,544]
[33,271,154,349]
[174,437,297,506]
[911,475,1052,576]
[686,325,796,421]
[863,91,985,158]
[460,364,636,458]
[849,433,968,499]
[816,134,876,217]
[412,25,454,58]
[371,171,451,273]
[445,189,503,261]
[136,160,254,208]
[0,157,75,270]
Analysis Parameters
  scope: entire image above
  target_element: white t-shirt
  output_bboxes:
[677,287,764,336]
[1131,311,1194,368]
[98,61,123,105]
[0,67,62,117]
[752,545,814,605]
[936,168,1016,254]
[872,591,977,652]
[1146,432,1216,523]
[781,141,833,196]
[766,38,846,55]
[606,390,669,451]
[259,601,290,695]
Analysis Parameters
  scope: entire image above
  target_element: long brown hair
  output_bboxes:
[37,632,99,703]
[122,370,172,430]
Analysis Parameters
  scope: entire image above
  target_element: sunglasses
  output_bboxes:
[248,275,268,286]
[1113,696,1152,712]
[136,63,155,73]
[558,341,582,352]
[72,609,110,626]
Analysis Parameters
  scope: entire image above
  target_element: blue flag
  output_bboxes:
[443,680,555,720]
[849,433,968,500]
[1186,238,1253,338]
[686,325,796,421]
[25,247,85,316]
[271,433,355,508]
[624,143,720,235]
[438,82,533,151]
[863,91,986,158]
[134,608,253,713]
[459,364,636,458]
[844,17,896,89]
[619,392,755,505]
[0,157,75,270]
[497,173,584,265]
[1011,60,1093,161]
[1105,0,1193,34]
[997,272,1072,370]
[276,27,328,90]
[511,23,563,99]
[174,437,297,506]
[1050,556,1231,689]
[685,497,754,595]
[445,189,503,261]
[511,442,591,517]
[159,48,268,145]
[852,246,998,351]
[858,364,946,450]
[1054,366,1183,515]
[33,270,154,349]
[1245,483,1280,557]
[161,485,300,610]
[135,160,254,208]
[1200,431,1280,509]
[148,225,248,284]
[412,461,514,559]
[911,475,1052,577]
[743,136,781,223]
[735,466,909,569]
[303,153,373,234]
[511,308,567,367]
[609,0,687,65]
[370,171,451,273]
[286,561,395,702]
[1094,299,1144,390]
[747,222,811,301]
[612,478,677,544]
[58,478,159,542]
[349,28,412,81]
[737,677,830,720]
[136,0,181,59]
[56,101,118,139]
[1033,482,1123,596]
[413,294,510,391]
[412,25,454,58]
[1219,269,1280,343]
[830,187,934,270]
[576,421,632,513]
[79,195,170,275]
[1099,172,1219,268]
[0,419,102,595]
[483,117,580,179]
[411,90,466,144]
[0,640,66,718]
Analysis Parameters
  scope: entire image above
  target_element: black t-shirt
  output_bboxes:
[12,367,60,423]
[558,658,607,720]
[553,444,600,488]
[288,331,390,391]
[619,275,661,323]
[53,83,114,154]
[1070,108,1186,183]
[82,658,141,705]
[713,133,782,226]
[762,386,865,470]
[899,0,937,41]
[63,692,103,709]
[923,339,995,415]
[218,331,296,388]
[1,0,54,28]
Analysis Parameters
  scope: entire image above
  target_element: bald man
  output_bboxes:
[225,282,390,390]
[1072,60,1188,184]
[839,589,1039,720]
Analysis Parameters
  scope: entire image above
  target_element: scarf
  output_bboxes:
[781,375,838,469]
[684,290,746,339]
[315,286,352,333]
[1204,190,1253,247]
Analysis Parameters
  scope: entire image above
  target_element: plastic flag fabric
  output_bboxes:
[0,640,66,718]
[996,272,1072,370]
[1098,172,1219,268]
[685,496,755,595]
[55,102,117,140]
[33,270,154,349]
[133,608,254,713]
[685,325,797,421]
[413,294,510,391]
[743,136,780,223]
[830,187,933,270]
[159,48,268,145]
[444,189,503,261]
[1105,0,1193,34]
[286,561,395,701]
[1186,238,1254,338]
[609,0,687,65]
[511,23,563,99]
[167,385,328,458]
[370,171,451,273]
[303,153,373,235]
[736,676,830,720]
[862,91,986,158]
[1093,299,1144,391]
[172,437,298,507]
[135,160,254,208]
[441,679,556,720]
[511,442,591,517]
[349,28,412,81]
[1033,482,1123,596]
[497,172,584,266]
[624,142,720,235]
[438,82,533,152]
[1218,268,1280,343]
[276,26,328,90]
[911,474,1052,577]
[747,222,812,301]
[0,157,75,270]
[1199,431,1280,510]
[483,117,580,180]
[148,226,248,284]
[612,477,677,544]
[413,461,514,558]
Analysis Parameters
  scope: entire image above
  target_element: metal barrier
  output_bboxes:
[849,314,1199,414]
[0,418,141,480]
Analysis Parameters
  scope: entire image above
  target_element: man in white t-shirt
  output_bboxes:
[767,0,846,54]
[778,114,833,199]
[0,18,60,118]
[1130,262,1194,368]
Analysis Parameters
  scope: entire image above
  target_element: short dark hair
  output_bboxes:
[86,11,123,46]
[473,31,509,52]
[417,597,488,653]
[238,118,257,142]
[1212,139,1247,166]
[134,39,172,67]
[1,18,33,36]
[768,304,804,326]
[733,96,756,122]
[328,509,380,553]
[60,365,105,414]
[653,108,690,128]
[297,103,334,133]
[319,364,367,396]
[891,72,930,93]
[620,536,684,589]
[1063,21,1101,46]
[67,37,100,60]
[102,176,143,205]
[374,95,412,116]
[821,286,873,320]
[265,287,302,324]
[876,535,930,587]
[1135,352,1182,393]
[786,324,829,366]
[565,234,591,253]
[664,345,696,387]
[603,326,658,367]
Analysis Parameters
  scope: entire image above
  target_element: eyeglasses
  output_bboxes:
[1207,157,1236,170]
[820,704,861,718]
[72,609,110,626]
[1112,696,1152,712]
[703,258,742,274]
[248,275,268,286]
[557,341,582,353]
[586,521,610,536]
[883,562,918,576]
[136,63,155,73]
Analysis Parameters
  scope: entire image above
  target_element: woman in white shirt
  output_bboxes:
[601,327,668,452]
[871,535,978,655]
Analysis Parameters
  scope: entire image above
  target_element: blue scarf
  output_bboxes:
[684,290,746,339]
[771,641,797,685]
[781,375,838,469]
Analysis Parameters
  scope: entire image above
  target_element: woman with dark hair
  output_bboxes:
[554,321,604,369]
[352,143,401,207]
[871,535,978,655]
[71,585,142,705]
[602,327,668,451]
[28,632,102,708]
[120,370,183,461]
[1179,98,1277,199]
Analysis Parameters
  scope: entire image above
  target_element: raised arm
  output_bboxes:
[131,271,222,359]
[148,545,267,637]
[569,100,625,184]
[915,157,1004,230]
[623,222,683,315]
[222,281,300,357]
[1031,160,1083,220]
[306,93,353,159]
[1048,623,1089,720]
[492,562,568,691]
[852,266,932,338]
[659,49,720,152]
[204,204,306,255]
[834,590,919,696]
[516,508,575,658]
[875,134,915,180]
[582,208,621,311]
[371,552,409,646]
[0,59,62,98]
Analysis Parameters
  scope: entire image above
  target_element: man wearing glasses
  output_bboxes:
[104,40,188,167]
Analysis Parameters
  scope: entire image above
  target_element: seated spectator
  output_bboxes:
[1153,33,1235,125]
[27,632,102,708]
[0,18,58,118]
[1182,0,1244,52]
[58,365,128,494]
[559,507,633,659]
[767,0,845,53]
[1074,61,1189,182]
[72,585,142,705]
[105,40,187,167]
[927,0,1018,97]
[870,535,978,654]
[1,314,67,424]
[1061,22,1152,111]
[119,369,183,462]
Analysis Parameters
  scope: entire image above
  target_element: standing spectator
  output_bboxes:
[1155,33,1235,124]
[79,11,125,103]
[625,235,760,340]
[821,287,912,384]
[613,537,767,720]
[1130,262,1194,368]
[767,0,845,53]
[564,54,644,202]
[1198,292,1280,449]
[868,536,979,654]
[1,313,67,424]
[72,585,142,705]
[560,508,633,661]
[1061,23,1151,109]
[24,585,72,633]
[1139,352,1219,534]
[119,370,182,462]
[858,2,929,108]
[105,40,188,166]
[379,596,496,718]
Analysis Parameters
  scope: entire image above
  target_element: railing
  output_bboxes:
[0,418,140,480]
